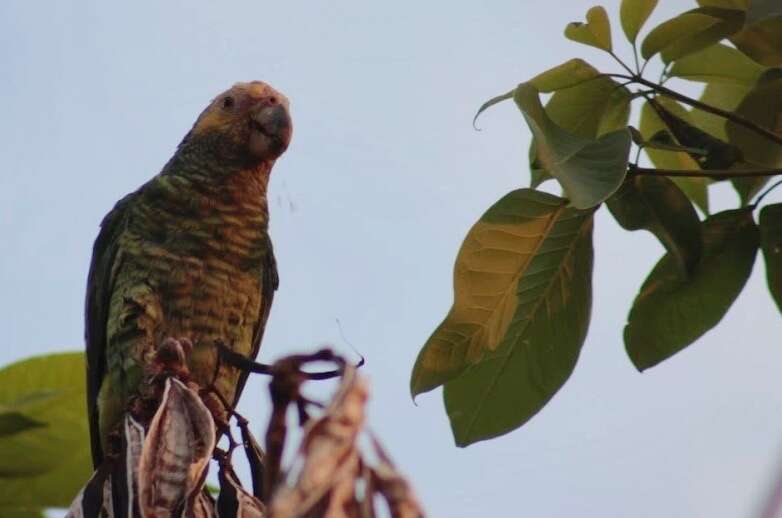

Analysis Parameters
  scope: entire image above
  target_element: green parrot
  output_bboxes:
[85,81,292,467]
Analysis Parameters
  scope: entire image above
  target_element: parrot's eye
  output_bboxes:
[222,96,235,109]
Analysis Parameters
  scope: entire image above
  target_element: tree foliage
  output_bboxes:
[412,0,782,446]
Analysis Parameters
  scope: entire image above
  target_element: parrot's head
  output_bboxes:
[186,81,292,165]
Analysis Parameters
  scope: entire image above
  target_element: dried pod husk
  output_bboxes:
[138,377,216,517]
[67,415,147,518]
[217,460,266,517]
[269,367,368,516]
[369,436,424,518]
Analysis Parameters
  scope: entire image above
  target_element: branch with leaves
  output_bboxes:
[412,0,782,446]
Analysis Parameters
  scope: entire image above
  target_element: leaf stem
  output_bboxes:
[629,164,782,179]
[609,51,637,77]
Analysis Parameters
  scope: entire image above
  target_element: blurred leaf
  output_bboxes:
[669,43,766,84]
[731,17,782,65]
[607,175,702,275]
[696,0,747,8]
[0,508,45,518]
[529,59,600,93]
[0,411,44,438]
[565,6,613,52]
[411,189,595,444]
[641,7,744,63]
[0,353,92,510]
[726,71,782,168]
[745,0,782,25]
[760,203,782,312]
[625,208,758,370]
[634,127,708,155]
[411,189,594,396]
[529,149,552,188]
[514,83,631,209]
[639,98,710,213]
[620,0,659,43]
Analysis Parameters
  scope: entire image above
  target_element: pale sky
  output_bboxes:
[2,1,782,517]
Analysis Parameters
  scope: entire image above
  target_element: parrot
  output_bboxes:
[84,81,292,467]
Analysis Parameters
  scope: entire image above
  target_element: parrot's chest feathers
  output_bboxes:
[115,168,272,366]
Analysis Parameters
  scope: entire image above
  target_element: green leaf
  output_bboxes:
[669,43,766,84]
[725,71,782,168]
[607,175,702,275]
[620,0,659,43]
[760,203,782,312]
[745,0,782,25]
[625,208,758,371]
[410,189,594,396]
[529,147,553,188]
[0,508,45,518]
[0,411,44,438]
[565,6,613,52]
[639,98,710,213]
[641,7,745,63]
[514,83,631,209]
[529,59,600,93]
[0,353,92,510]
[412,189,595,445]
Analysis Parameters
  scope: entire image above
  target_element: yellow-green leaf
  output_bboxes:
[641,7,745,63]
[625,208,758,370]
[514,83,631,209]
[620,0,659,43]
[760,203,782,312]
[565,6,613,52]
[529,59,600,93]
[669,43,766,84]
[439,191,594,446]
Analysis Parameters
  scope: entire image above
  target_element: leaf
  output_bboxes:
[529,59,600,93]
[669,43,766,84]
[725,71,782,168]
[528,76,631,193]
[646,97,743,170]
[0,411,44,438]
[625,208,758,371]
[410,189,593,396]
[745,0,782,25]
[607,175,702,275]
[0,352,91,510]
[639,98,710,214]
[565,6,613,52]
[641,7,745,63]
[760,203,782,312]
[438,192,595,446]
[731,17,782,66]
[620,0,659,43]
[515,83,631,209]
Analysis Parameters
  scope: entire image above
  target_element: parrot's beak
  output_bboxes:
[249,103,292,159]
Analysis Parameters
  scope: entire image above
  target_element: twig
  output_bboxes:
[629,164,782,178]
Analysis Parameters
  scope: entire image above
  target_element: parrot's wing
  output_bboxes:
[232,234,279,408]
[84,192,136,467]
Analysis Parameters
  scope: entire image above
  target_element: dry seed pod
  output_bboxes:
[217,460,266,518]
[138,377,216,517]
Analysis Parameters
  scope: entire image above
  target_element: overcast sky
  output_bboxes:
[2,1,782,516]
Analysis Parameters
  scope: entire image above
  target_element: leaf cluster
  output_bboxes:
[412,0,782,446]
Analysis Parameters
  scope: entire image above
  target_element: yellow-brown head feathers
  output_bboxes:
[188,81,292,163]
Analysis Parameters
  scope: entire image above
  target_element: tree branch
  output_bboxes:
[633,76,782,147]
[629,164,782,178]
